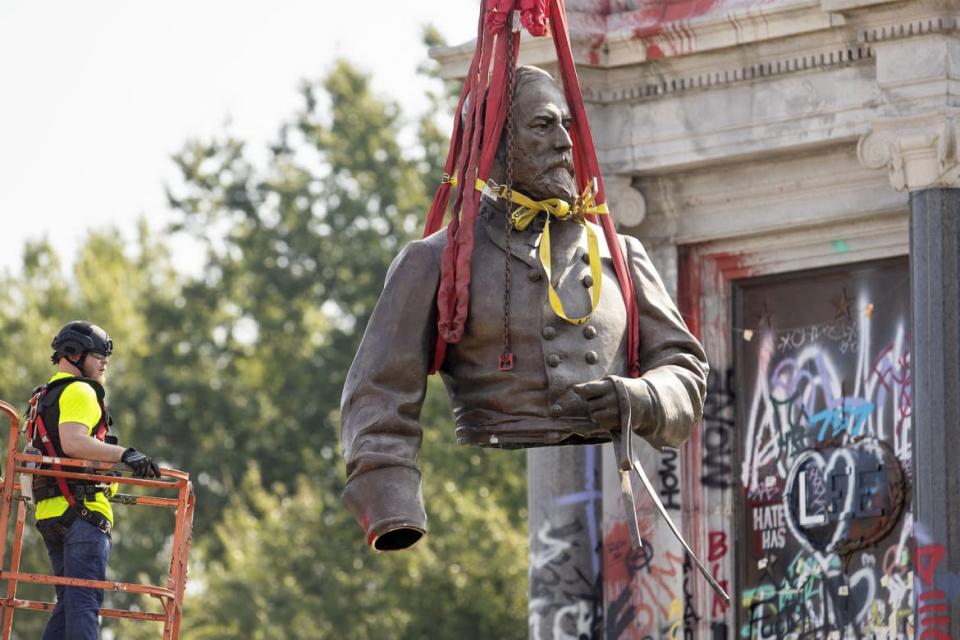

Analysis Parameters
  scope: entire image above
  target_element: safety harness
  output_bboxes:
[24,376,113,534]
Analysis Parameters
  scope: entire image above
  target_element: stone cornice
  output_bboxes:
[820,0,901,12]
[860,13,959,43]
[431,2,957,108]
[582,42,873,104]
[433,31,876,107]
[858,114,960,191]
[584,8,959,104]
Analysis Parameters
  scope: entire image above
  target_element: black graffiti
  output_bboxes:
[702,368,735,488]
[682,556,700,639]
[710,622,729,640]
[784,441,905,557]
[741,561,858,639]
[702,423,733,488]
[605,585,635,640]
[606,541,656,640]
[659,448,681,510]
[585,564,604,640]
[745,591,829,639]
[625,542,655,579]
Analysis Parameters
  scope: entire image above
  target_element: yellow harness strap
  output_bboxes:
[474,178,610,325]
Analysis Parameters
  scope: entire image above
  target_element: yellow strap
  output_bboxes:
[473,178,608,224]
[474,178,609,325]
[540,216,603,325]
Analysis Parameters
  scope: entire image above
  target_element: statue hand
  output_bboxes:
[570,379,620,429]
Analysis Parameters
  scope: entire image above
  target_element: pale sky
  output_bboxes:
[0,1,478,275]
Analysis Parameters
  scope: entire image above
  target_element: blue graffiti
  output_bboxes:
[808,400,874,441]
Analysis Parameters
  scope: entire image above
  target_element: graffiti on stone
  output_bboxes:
[736,259,914,638]
[529,517,603,640]
[603,521,686,640]
[660,448,682,511]
[702,368,735,489]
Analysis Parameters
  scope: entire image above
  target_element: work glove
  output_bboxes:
[121,448,161,478]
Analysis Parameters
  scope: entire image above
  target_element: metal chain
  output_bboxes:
[500,13,519,371]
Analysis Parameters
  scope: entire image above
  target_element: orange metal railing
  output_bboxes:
[0,399,195,639]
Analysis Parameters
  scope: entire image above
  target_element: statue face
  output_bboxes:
[508,78,577,203]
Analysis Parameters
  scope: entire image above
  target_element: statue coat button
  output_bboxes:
[581,252,590,265]
[583,325,597,339]
[549,404,563,418]
[528,269,542,282]
[546,353,561,367]
[542,326,556,340]
[581,274,593,288]
[585,351,599,364]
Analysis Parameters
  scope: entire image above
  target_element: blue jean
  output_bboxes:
[38,516,111,640]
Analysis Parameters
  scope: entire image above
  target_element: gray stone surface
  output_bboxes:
[909,187,960,640]
[528,445,604,640]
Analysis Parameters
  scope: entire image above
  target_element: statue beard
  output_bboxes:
[491,147,577,203]
[526,164,577,203]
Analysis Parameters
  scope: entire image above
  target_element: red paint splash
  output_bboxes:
[645,43,665,59]
[603,518,657,583]
[712,251,751,281]
[570,0,728,60]
[603,521,634,584]
[587,33,606,65]
[677,246,703,339]
[626,0,721,40]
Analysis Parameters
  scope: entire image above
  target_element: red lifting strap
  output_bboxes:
[424,0,641,378]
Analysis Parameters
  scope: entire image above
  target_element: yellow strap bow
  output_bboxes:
[474,178,610,326]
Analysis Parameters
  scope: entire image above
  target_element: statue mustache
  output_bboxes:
[539,158,574,176]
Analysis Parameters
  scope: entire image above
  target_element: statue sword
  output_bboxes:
[609,378,731,605]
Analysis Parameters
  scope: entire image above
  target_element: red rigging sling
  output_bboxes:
[421,0,730,605]
[423,0,640,378]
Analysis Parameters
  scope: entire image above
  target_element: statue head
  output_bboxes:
[493,66,577,203]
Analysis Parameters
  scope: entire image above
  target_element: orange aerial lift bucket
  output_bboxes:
[0,399,195,639]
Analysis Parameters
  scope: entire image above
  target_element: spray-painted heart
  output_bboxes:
[782,438,905,557]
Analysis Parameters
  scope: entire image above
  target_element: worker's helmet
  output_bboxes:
[50,321,113,364]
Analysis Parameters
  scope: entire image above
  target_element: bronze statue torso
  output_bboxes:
[439,204,630,447]
[338,67,707,550]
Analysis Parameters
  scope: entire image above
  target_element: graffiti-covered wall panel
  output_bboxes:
[734,258,912,638]
[602,437,688,640]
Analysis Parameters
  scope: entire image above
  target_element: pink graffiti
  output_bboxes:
[708,530,730,617]
[916,544,951,639]
[863,342,912,458]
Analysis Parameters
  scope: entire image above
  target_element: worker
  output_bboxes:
[27,320,159,640]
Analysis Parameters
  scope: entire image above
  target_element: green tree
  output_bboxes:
[0,36,529,639]
[184,403,527,640]
[161,57,528,637]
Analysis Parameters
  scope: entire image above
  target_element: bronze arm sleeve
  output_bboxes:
[339,238,441,550]
[614,235,709,449]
